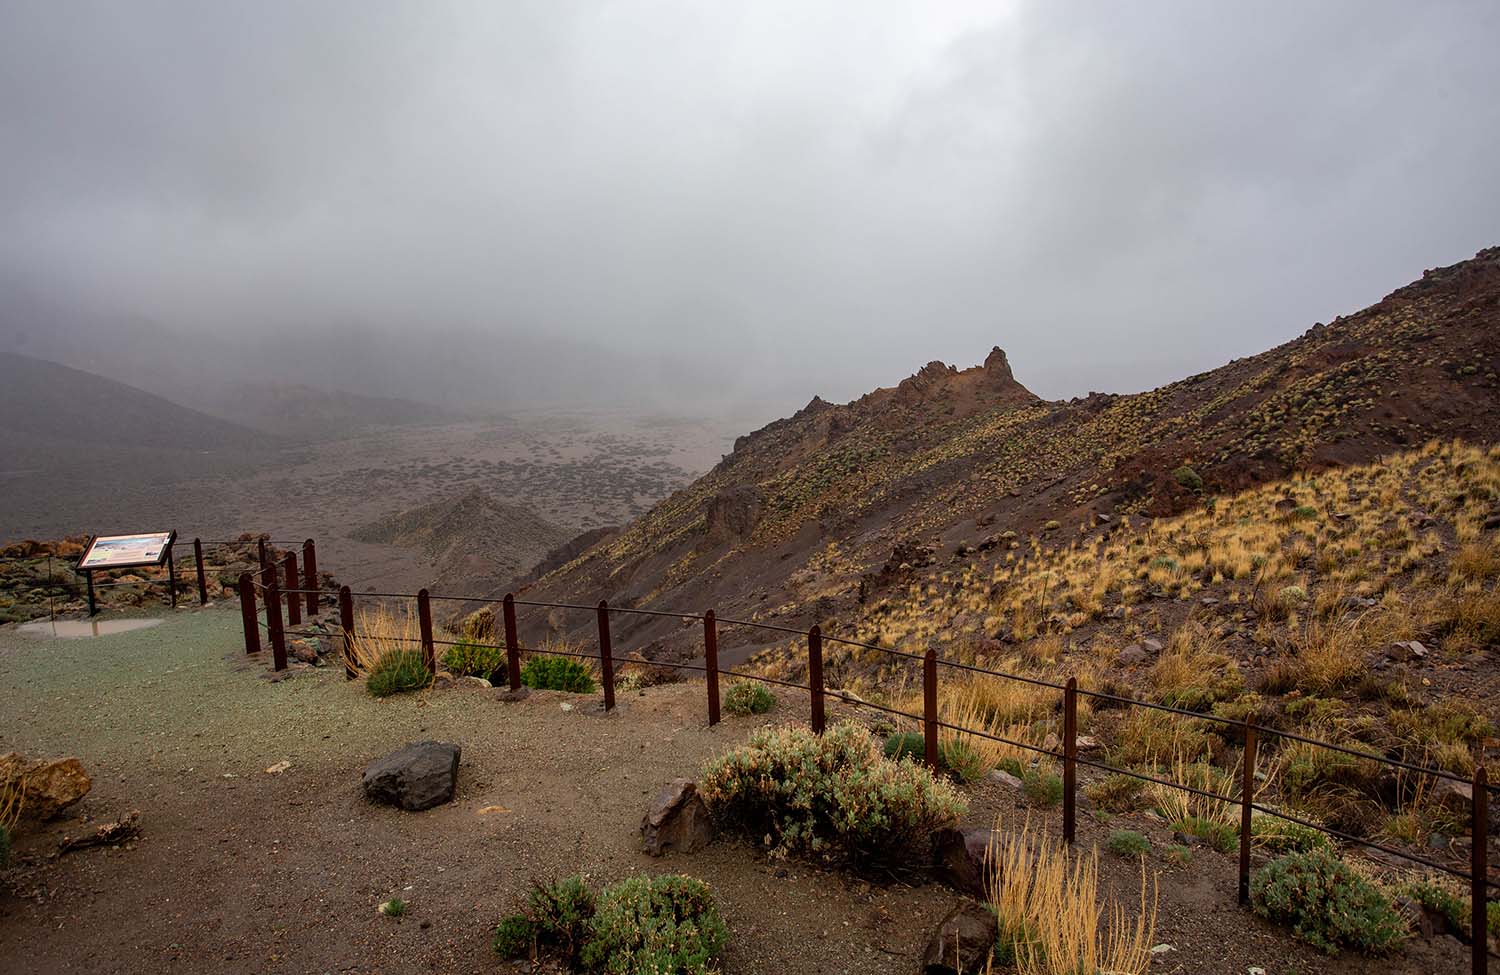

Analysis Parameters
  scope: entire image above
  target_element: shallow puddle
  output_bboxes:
[16,618,163,638]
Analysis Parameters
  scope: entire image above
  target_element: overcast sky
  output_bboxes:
[1,1,1497,416]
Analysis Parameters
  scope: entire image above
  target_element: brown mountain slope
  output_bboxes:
[354,488,570,597]
[518,248,1500,659]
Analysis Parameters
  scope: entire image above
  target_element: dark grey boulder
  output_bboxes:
[362,741,460,811]
[641,779,715,856]
[922,902,997,974]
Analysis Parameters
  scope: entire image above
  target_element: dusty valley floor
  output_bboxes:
[0,606,1474,974]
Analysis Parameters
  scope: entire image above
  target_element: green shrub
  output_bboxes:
[1173,465,1204,492]
[1106,830,1151,859]
[443,640,506,683]
[492,913,535,958]
[1490,900,1499,940]
[939,739,984,783]
[379,897,407,917]
[1398,879,1468,937]
[1251,849,1406,955]
[1252,813,1330,854]
[581,874,728,975]
[522,656,597,693]
[366,650,429,697]
[1292,505,1319,520]
[883,731,924,761]
[493,875,727,975]
[1173,816,1237,854]
[1021,769,1063,807]
[528,876,596,963]
[1163,843,1193,865]
[700,721,965,865]
[723,681,774,716]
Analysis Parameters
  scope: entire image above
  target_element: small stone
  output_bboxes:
[264,761,291,775]
[641,779,715,856]
[1142,638,1165,653]
[1118,644,1147,665]
[0,753,91,821]
[493,686,530,703]
[933,827,995,896]
[922,902,998,975]
[987,769,1023,789]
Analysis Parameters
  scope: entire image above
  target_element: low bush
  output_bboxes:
[1172,816,1237,854]
[882,731,924,762]
[939,739,985,783]
[379,897,407,917]
[1250,849,1406,955]
[1173,465,1204,493]
[1021,769,1063,807]
[1106,830,1151,859]
[366,649,429,697]
[1087,774,1146,813]
[699,721,964,865]
[1252,813,1330,854]
[1397,878,1468,938]
[723,681,774,716]
[442,640,506,683]
[581,874,729,975]
[522,657,597,693]
[493,874,727,975]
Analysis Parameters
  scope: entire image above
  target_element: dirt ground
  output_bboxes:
[0,606,1475,974]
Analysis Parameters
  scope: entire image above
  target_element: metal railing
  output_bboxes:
[233,577,1496,971]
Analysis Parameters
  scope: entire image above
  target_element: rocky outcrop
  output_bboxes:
[0,753,91,821]
[361,741,460,811]
[705,485,764,541]
[641,779,715,856]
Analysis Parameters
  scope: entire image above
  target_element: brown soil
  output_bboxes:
[0,608,1472,973]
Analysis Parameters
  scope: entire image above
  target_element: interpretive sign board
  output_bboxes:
[78,531,176,570]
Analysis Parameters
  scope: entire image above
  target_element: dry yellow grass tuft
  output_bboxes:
[986,818,1158,975]
[344,602,424,679]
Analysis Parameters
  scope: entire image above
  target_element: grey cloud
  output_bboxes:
[1,1,1496,416]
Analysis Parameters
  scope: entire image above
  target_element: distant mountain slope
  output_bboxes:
[353,488,570,596]
[0,352,270,453]
[188,382,453,440]
[521,247,1500,657]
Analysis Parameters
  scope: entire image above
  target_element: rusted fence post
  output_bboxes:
[302,539,318,616]
[704,610,721,726]
[283,552,301,626]
[596,600,616,711]
[502,594,521,691]
[1239,721,1257,907]
[1474,765,1488,975]
[808,625,825,734]
[193,537,208,605]
[339,585,355,679]
[417,588,435,675]
[1063,677,1077,844]
[923,650,939,769]
[237,573,260,654]
[266,580,286,671]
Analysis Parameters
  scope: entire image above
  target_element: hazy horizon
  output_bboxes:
[3,2,1498,421]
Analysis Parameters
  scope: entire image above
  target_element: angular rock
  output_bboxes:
[361,741,460,811]
[1141,638,1165,654]
[0,753,91,821]
[933,826,995,896]
[641,779,715,856]
[922,902,998,975]
[493,686,530,702]
[1118,644,1147,665]
[987,769,1023,789]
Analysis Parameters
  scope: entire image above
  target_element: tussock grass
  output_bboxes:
[986,819,1158,975]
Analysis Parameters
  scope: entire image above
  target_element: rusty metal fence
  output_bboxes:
[235,578,1497,972]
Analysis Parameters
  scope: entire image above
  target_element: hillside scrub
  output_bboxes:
[1250,849,1406,955]
[699,721,964,865]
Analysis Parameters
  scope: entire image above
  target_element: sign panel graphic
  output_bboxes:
[77,532,175,570]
